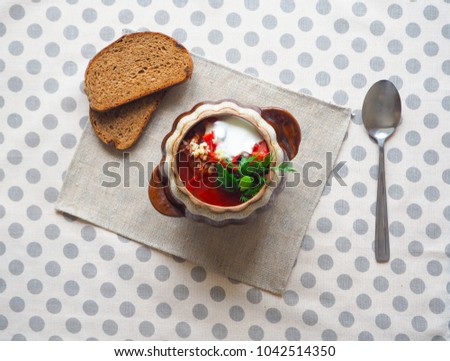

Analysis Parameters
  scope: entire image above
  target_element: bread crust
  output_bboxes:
[84,32,193,112]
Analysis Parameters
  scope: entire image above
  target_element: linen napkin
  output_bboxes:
[56,54,351,294]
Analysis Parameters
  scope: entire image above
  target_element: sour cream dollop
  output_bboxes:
[206,116,262,159]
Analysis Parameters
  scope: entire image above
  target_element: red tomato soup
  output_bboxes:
[176,115,270,207]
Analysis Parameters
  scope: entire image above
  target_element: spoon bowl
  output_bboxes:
[362,80,402,262]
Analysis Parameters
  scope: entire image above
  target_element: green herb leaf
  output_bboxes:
[272,161,296,173]
[239,175,253,191]
[216,163,239,191]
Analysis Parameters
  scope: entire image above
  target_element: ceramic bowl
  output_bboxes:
[149,99,301,227]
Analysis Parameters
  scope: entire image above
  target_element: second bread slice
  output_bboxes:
[89,91,165,150]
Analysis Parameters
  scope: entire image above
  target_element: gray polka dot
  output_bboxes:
[243,31,259,47]
[172,28,187,43]
[285,327,300,341]
[409,278,425,294]
[388,4,402,19]
[387,148,402,163]
[29,316,45,332]
[406,167,421,183]
[248,325,264,340]
[356,293,372,310]
[317,254,333,270]
[390,258,406,274]
[83,300,98,316]
[321,329,337,341]
[209,0,223,9]
[375,313,391,329]
[373,276,389,292]
[7,149,22,165]
[442,24,450,39]
[226,305,244,322]
[352,2,367,16]
[339,311,354,327]
[406,204,422,220]
[429,298,445,314]
[82,263,97,279]
[336,236,351,252]
[427,260,442,276]
[280,33,295,48]
[244,0,259,11]
[44,187,59,203]
[118,264,134,280]
[351,73,366,89]
[81,225,96,241]
[353,219,368,235]
[316,217,332,233]
[405,22,421,38]
[265,308,282,323]
[100,282,116,298]
[333,90,348,105]
[27,242,42,257]
[44,78,59,93]
[118,9,133,24]
[99,26,114,42]
[411,316,427,332]
[298,52,313,67]
[370,20,385,36]
[423,5,439,20]
[208,29,223,45]
[7,76,23,92]
[424,41,439,56]
[46,298,62,314]
[10,296,25,312]
[226,48,241,64]
[443,170,450,185]
[8,223,24,240]
[190,47,204,57]
[9,40,24,56]
[119,301,135,318]
[63,25,79,40]
[154,10,169,25]
[61,97,77,112]
[139,321,155,337]
[424,186,440,202]
[103,320,118,336]
[154,265,170,281]
[442,96,450,111]
[424,77,439,93]
[388,39,403,55]
[395,333,410,341]
[173,284,189,301]
[405,130,421,146]
[25,132,40,148]
[64,280,79,296]
[316,35,331,50]
[352,37,367,52]
[334,18,349,34]
[45,224,60,240]
[135,246,151,262]
[82,8,97,23]
[423,149,439,165]
[210,286,226,302]
[392,295,408,312]
[8,187,23,202]
[315,71,330,86]
[355,256,370,272]
[280,69,294,84]
[246,287,262,304]
[175,322,191,338]
[370,56,385,71]
[45,42,60,57]
[212,323,227,340]
[298,17,313,32]
[62,61,77,76]
[333,199,349,216]
[351,145,367,161]
[316,0,331,14]
[191,266,206,282]
[193,303,208,320]
[408,240,423,257]
[352,182,367,197]
[137,283,152,300]
[319,291,335,308]
[9,4,25,20]
[424,111,438,126]
[27,279,43,295]
[46,6,61,21]
[244,67,258,77]
[358,331,373,341]
[444,206,450,221]
[63,243,78,259]
[226,12,241,27]
[282,290,298,306]
[301,310,317,326]
[388,184,404,200]
[337,274,353,290]
[300,272,316,288]
[81,43,96,59]
[7,113,22,128]
[0,315,7,331]
[191,11,205,26]
[390,221,405,237]
[26,96,40,111]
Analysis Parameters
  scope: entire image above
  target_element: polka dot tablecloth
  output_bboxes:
[0,0,449,341]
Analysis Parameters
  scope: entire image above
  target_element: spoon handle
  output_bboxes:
[375,144,390,262]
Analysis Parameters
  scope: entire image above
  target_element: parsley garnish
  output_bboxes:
[215,153,295,203]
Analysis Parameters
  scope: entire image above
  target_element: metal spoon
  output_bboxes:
[362,80,402,262]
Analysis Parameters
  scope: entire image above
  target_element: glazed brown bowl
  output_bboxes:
[149,100,301,226]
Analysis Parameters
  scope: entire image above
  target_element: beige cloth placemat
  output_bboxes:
[56,55,351,294]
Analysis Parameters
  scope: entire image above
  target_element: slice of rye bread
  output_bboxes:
[89,91,165,150]
[84,32,193,112]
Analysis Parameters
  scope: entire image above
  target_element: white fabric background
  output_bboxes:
[0,0,449,340]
